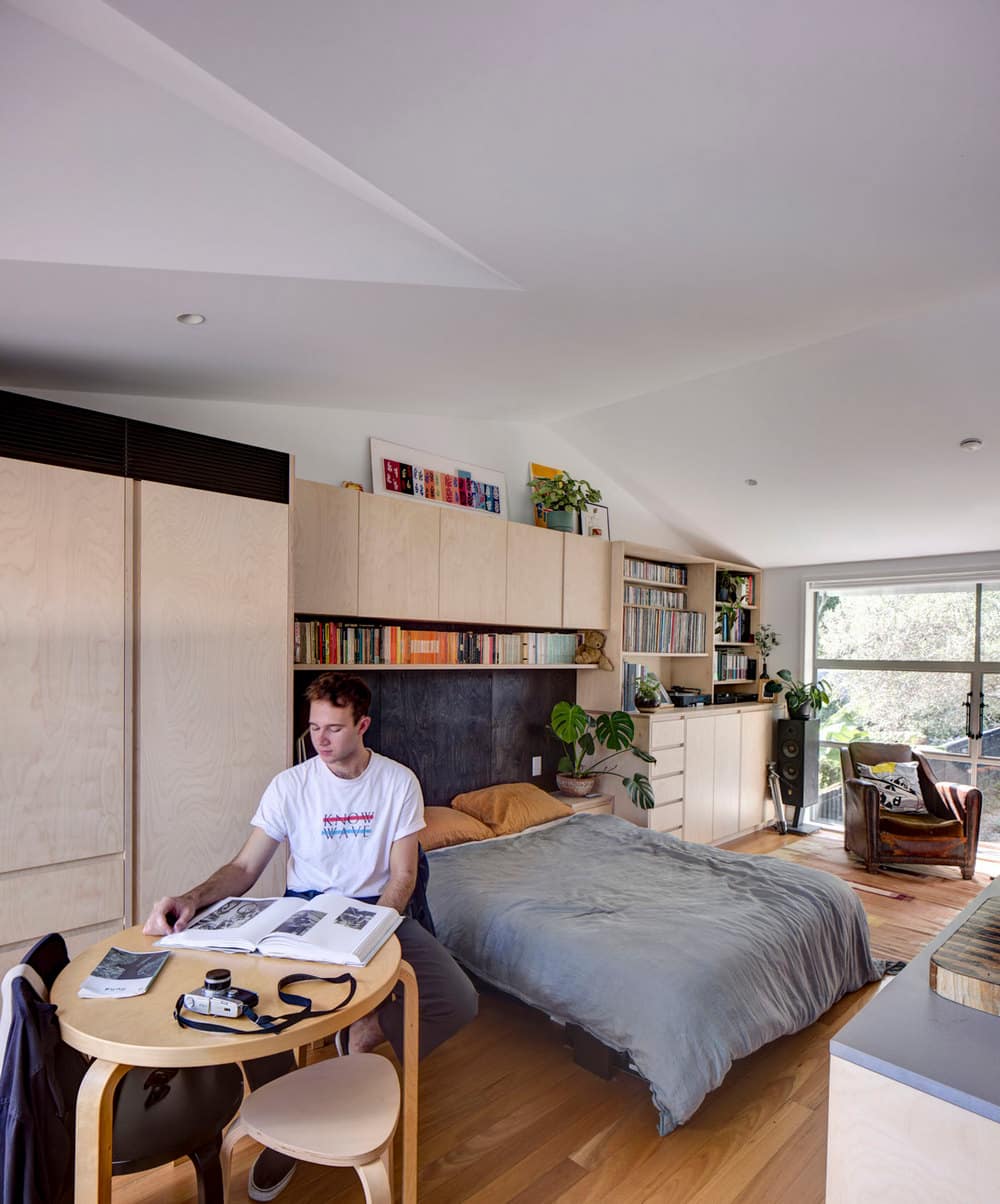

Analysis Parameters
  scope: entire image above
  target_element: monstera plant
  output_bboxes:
[548,701,656,808]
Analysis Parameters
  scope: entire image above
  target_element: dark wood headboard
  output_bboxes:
[294,669,577,806]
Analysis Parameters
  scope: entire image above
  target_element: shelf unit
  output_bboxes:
[294,662,594,671]
[577,543,763,713]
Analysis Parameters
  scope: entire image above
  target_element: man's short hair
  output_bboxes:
[304,672,372,724]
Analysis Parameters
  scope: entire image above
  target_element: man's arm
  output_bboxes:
[142,827,281,935]
[376,832,419,914]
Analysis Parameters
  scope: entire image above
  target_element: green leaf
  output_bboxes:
[557,754,574,774]
[579,732,596,757]
[550,701,588,743]
[631,747,656,764]
[622,774,655,809]
[594,710,635,751]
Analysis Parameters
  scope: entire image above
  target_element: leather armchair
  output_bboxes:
[840,741,982,879]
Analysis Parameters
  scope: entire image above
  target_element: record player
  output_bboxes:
[667,686,711,707]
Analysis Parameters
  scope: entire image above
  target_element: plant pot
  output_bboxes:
[787,702,816,720]
[544,509,577,533]
[634,700,659,714]
[556,773,597,797]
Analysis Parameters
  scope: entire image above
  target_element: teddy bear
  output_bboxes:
[574,629,614,671]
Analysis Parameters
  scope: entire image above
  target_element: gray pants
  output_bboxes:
[244,918,477,1089]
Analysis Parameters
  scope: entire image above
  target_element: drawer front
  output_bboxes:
[650,745,684,778]
[653,774,684,805]
[647,800,684,832]
[648,719,685,751]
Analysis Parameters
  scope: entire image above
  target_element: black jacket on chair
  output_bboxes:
[0,974,88,1204]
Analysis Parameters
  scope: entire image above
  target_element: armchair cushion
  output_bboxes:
[878,812,964,838]
[856,760,927,814]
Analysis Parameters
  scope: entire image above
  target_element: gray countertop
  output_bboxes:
[831,872,1000,1122]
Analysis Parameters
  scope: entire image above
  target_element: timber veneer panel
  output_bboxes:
[506,522,564,629]
[438,507,507,624]
[293,479,359,615]
[135,481,288,917]
[0,457,125,873]
[563,533,611,629]
[359,492,440,621]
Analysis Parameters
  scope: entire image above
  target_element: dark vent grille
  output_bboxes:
[126,420,289,504]
[0,389,289,504]
[0,390,126,476]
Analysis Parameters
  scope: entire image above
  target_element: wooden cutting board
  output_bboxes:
[930,897,1000,1016]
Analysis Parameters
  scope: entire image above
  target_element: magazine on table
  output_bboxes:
[78,947,171,998]
[154,894,403,967]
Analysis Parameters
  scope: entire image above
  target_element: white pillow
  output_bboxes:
[856,761,927,814]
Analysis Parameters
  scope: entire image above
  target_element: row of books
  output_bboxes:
[623,608,706,654]
[715,609,754,643]
[624,557,687,586]
[294,621,579,666]
[714,650,757,681]
[623,584,687,608]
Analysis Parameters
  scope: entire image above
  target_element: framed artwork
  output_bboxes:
[370,438,508,519]
[582,503,610,540]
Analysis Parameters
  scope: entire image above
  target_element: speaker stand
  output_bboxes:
[785,802,820,835]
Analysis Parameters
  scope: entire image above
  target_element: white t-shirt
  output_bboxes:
[251,752,425,897]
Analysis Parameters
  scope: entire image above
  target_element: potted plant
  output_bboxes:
[752,623,781,679]
[715,598,741,640]
[529,473,602,533]
[548,701,656,807]
[634,673,662,713]
[775,670,833,719]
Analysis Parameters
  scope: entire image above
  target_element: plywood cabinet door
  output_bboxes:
[563,535,611,629]
[739,708,774,831]
[0,458,125,874]
[135,482,289,918]
[506,524,564,628]
[293,480,359,615]
[439,508,507,624]
[358,493,440,621]
[683,715,715,844]
[712,713,742,841]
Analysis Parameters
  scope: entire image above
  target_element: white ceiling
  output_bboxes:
[2,0,1000,565]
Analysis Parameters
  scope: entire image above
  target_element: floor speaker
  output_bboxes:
[776,719,820,832]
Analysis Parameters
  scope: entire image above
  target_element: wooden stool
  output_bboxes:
[222,1053,400,1203]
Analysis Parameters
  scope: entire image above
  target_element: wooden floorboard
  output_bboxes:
[109,830,990,1204]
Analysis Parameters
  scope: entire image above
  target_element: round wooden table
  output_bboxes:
[52,925,418,1204]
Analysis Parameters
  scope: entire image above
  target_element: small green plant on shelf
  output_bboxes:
[774,670,833,719]
[715,598,741,636]
[634,673,662,712]
[529,472,602,513]
[548,701,655,808]
[752,623,781,677]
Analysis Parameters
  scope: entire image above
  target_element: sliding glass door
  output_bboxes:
[810,579,1000,842]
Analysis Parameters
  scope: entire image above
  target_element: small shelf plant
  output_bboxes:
[529,473,602,532]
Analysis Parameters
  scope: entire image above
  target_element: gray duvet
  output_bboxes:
[426,813,882,1133]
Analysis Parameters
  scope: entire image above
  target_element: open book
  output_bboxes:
[155,894,403,967]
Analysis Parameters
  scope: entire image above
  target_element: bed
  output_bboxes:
[425,812,883,1134]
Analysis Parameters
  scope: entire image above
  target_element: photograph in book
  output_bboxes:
[155,894,403,967]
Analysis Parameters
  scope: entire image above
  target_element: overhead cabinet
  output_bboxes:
[293,478,359,615]
[439,507,508,624]
[506,521,564,628]
[359,492,441,621]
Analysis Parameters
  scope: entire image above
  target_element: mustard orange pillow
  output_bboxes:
[451,782,572,836]
[421,806,493,851]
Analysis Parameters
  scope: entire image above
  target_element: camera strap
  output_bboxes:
[173,971,358,1036]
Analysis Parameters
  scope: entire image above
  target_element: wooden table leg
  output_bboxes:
[75,1058,130,1204]
[397,959,419,1204]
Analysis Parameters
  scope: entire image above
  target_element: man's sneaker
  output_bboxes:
[248,1149,297,1202]
[334,1024,351,1056]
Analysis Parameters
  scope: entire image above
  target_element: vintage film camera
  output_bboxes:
[182,968,259,1018]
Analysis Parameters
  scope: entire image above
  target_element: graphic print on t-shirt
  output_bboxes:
[323,810,374,839]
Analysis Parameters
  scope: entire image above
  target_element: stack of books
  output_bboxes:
[294,622,579,666]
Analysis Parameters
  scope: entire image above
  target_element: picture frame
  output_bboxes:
[581,502,610,540]
[370,438,508,519]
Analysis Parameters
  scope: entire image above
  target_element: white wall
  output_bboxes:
[764,549,1000,679]
[23,388,696,551]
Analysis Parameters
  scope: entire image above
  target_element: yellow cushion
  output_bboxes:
[420,806,494,851]
[451,782,572,836]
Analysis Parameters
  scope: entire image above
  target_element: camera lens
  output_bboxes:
[203,968,231,996]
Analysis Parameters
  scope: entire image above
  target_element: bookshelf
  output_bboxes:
[576,543,763,713]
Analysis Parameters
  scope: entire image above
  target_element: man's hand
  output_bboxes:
[143,895,197,935]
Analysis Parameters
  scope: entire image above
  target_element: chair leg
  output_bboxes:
[962,865,975,880]
[220,1118,249,1201]
[356,1151,393,1204]
[188,1137,225,1204]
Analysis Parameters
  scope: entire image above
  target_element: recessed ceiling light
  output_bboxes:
[745,478,758,487]
[959,437,983,452]
[176,312,206,325]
